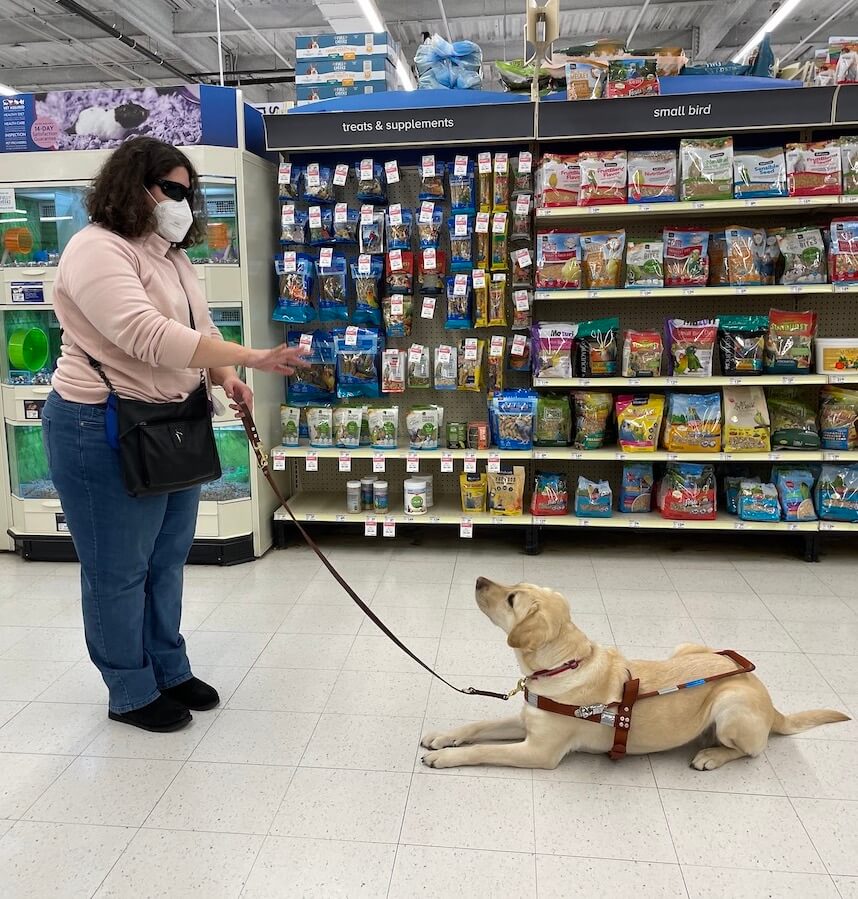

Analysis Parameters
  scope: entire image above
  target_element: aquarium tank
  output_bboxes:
[0,185,89,266]
[2,308,62,385]
[6,423,57,499]
[201,424,251,501]
[187,179,240,265]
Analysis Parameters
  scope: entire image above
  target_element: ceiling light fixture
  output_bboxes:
[731,0,805,63]
[354,0,385,34]
[0,83,18,97]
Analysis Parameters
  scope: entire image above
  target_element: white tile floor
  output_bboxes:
[0,533,856,898]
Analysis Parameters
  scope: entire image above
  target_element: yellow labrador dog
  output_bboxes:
[421,578,848,770]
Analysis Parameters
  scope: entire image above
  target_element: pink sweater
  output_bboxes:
[52,224,222,404]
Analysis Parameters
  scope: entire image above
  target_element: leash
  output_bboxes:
[236,401,514,702]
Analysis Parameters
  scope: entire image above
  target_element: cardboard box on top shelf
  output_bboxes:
[295,32,400,62]
[295,57,396,85]
[295,81,397,105]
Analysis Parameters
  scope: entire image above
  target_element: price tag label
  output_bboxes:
[383,517,396,537]
[338,452,352,472]
[333,163,349,186]
[639,288,653,297]
[299,333,314,351]
[308,205,322,228]
[408,344,424,364]
[282,251,297,272]
[515,194,530,216]
[492,212,508,233]
[365,517,378,537]
[406,453,419,472]
[454,154,469,176]
[384,160,400,183]
[421,296,436,319]
[781,376,796,385]
[734,521,747,530]
[359,158,373,181]
[692,200,706,209]
[478,152,492,174]
[672,521,686,529]
[460,518,474,538]
[728,377,743,385]
[518,150,533,173]
[487,453,501,472]
[798,196,814,205]
[454,214,468,237]
[475,211,490,233]
[615,452,627,461]
[666,377,679,386]
[390,295,404,315]
[305,513,316,522]
[345,326,359,346]
[629,378,641,386]
[514,247,532,268]
[489,336,505,358]
[278,162,292,184]
[441,453,454,472]
[572,452,584,460]
[305,452,318,472]
[334,202,348,223]
[437,344,452,364]
[578,378,591,386]
[335,514,346,522]
[587,289,600,298]
[511,334,527,356]
[734,286,748,295]
[306,163,320,188]
[472,268,486,289]
[388,203,402,226]
[830,374,847,384]
[682,287,696,296]
[744,198,758,207]
[421,154,436,177]
[667,452,679,461]
[389,248,403,271]
[373,453,385,473]
[272,452,286,471]
[628,519,642,528]
[789,284,803,294]
[494,152,509,173]
[820,521,836,531]
[454,274,469,297]
[423,248,437,270]
[770,452,782,461]
[358,254,371,275]
[360,204,374,225]
[464,337,478,360]
[827,452,842,462]
[281,204,295,225]
[319,246,333,268]
[464,453,477,473]
[419,200,434,223]
[787,523,800,531]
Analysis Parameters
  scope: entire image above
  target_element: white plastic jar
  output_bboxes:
[404,478,428,515]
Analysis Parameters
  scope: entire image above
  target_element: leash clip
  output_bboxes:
[506,678,527,700]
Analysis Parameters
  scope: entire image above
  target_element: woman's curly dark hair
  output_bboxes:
[87,137,204,248]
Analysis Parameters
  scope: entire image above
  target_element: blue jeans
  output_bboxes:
[42,391,200,713]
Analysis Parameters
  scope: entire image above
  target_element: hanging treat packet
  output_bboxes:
[385,250,414,294]
[625,239,663,287]
[359,209,385,254]
[331,204,359,244]
[663,393,721,452]
[418,156,446,201]
[535,394,571,446]
[351,256,384,326]
[472,272,489,328]
[457,338,485,391]
[575,477,613,517]
[725,226,765,286]
[841,137,858,194]
[382,294,412,339]
[315,254,349,322]
[278,162,301,200]
[819,386,858,450]
[536,231,581,289]
[307,407,334,447]
[663,229,709,287]
[334,327,382,399]
[815,464,858,522]
[508,334,531,372]
[578,150,628,206]
[572,391,612,450]
[488,273,508,327]
[417,203,444,250]
[733,148,787,198]
[407,344,432,389]
[764,309,817,374]
[616,394,665,453]
[619,463,654,513]
[777,228,827,284]
[368,406,399,449]
[280,204,308,245]
[768,387,821,448]
[606,57,659,99]
[476,152,493,210]
[407,406,441,450]
[628,149,677,203]
[829,219,858,283]
[381,348,406,393]
[303,164,335,204]
[532,322,576,379]
[576,317,619,377]
[307,207,333,245]
[448,214,474,271]
[487,342,506,395]
[622,329,663,378]
[418,248,446,294]
[490,212,509,271]
[666,319,718,377]
[512,153,535,195]
[274,252,315,323]
[434,343,458,390]
[287,330,336,406]
[445,274,473,329]
[355,159,386,203]
[449,158,476,212]
[718,315,768,375]
[385,207,413,250]
[680,136,733,200]
[511,289,532,331]
[775,469,817,521]
[580,230,625,289]
[536,153,580,207]
[531,472,569,516]
[722,385,771,453]
[660,463,717,520]
[493,152,511,210]
[737,482,781,522]
[511,193,532,241]
[785,141,841,196]
[488,467,526,516]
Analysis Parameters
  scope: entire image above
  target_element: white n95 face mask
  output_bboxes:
[146,188,194,244]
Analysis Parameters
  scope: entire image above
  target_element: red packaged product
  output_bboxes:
[829,219,858,283]
[417,248,447,292]
[785,142,842,197]
[658,464,717,520]
[385,250,413,293]
[530,473,569,516]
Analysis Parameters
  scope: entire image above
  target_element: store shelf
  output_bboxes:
[534,512,818,532]
[532,375,830,388]
[270,444,531,463]
[532,447,827,463]
[818,520,858,532]
[822,450,858,462]
[534,284,845,301]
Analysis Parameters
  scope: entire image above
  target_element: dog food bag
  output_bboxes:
[573,391,613,450]
[767,387,821,449]
[777,228,827,284]
[532,322,576,380]
[829,219,858,283]
[381,348,405,393]
[815,464,858,522]
[280,406,300,446]
[733,148,788,198]
[407,344,431,389]
[625,240,664,287]
[628,150,677,204]
[737,481,781,522]
[663,230,709,287]
[280,204,308,245]
[333,406,364,449]
[764,309,817,374]
[334,327,382,400]
[580,231,625,289]
[316,254,349,323]
[434,343,459,391]
[616,394,666,453]
[458,338,486,392]
[488,467,526,516]
[531,472,569,516]
[840,137,858,194]
[619,463,654,513]
[536,231,581,289]
[536,154,580,207]
[725,226,766,286]
[575,477,613,518]
[407,406,442,451]
[622,329,663,378]
[578,150,628,206]
[663,393,722,453]
[576,317,619,377]
[460,473,488,513]
[382,294,412,339]
[680,137,733,201]
[287,330,336,406]
[775,469,817,521]
[307,406,334,447]
[368,406,399,449]
[666,319,718,377]
[819,385,858,449]
[274,253,316,324]
[785,141,842,197]
[718,315,768,375]
[535,394,572,446]
[660,463,717,520]
[722,386,771,453]
[708,231,729,286]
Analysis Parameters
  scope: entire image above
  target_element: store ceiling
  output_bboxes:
[0,0,855,101]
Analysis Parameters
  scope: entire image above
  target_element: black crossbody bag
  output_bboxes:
[86,305,221,498]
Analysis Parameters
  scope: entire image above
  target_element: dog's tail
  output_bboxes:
[771,708,850,735]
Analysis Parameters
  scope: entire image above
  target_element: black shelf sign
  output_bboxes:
[834,84,858,124]
[539,86,838,140]
[265,102,535,151]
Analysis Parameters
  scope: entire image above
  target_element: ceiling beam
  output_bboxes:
[173,3,327,38]
[0,10,124,44]
[695,0,757,60]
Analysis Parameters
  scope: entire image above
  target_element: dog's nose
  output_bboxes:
[476,576,490,589]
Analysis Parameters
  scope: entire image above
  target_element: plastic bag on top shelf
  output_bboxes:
[414,34,483,90]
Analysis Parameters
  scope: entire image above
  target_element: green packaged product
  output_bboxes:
[767,387,821,449]
[625,239,664,287]
[718,315,768,375]
[680,136,734,201]
[447,421,467,449]
[535,395,572,446]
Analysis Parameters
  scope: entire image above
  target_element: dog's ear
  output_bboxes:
[507,601,560,652]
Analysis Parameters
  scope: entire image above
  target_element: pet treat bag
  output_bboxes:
[764,309,817,374]
[733,148,787,198]
[628,150,677,203]
[407,406,442,450]
[725,227,765,286]
[575,477,613,517]
[663,393,722,453]
[605,57,659,99]
[334,327,382,399]
[660,463,717,520]
[368,406,399,449]
[434,343,458,390]
[776,469,817,521]
[815,464,858,522]
[841,137,858,194]
[532,323,576,379]
[531,472,569,516]
[619,463,654,513]
[536,231,581,289]
[768,387,821,449]
[274,253,316,323]
[616,394,665,453]
[536,154,580,207]
[625,240,664,287]
[578,150,628,206]
[381,348,406,393]
[829,219,858,283]
[572,391,612,450]
[535,394,572,446]
[488,467,526,515]
[315,254,349,322]
[723,385,770,453]
[680,137,733,200]
[737,482,781,522]
[708,231,729,286]
[622,330,663,378]
[785,141,842,196]
[460,473,488,512]
[666,319,718,377]
[307,407,334,447]
[581,231,625,289]
[819,386,858,450]
[663,230,709,287]
[576,317,619,377]
[351,257,384,326]
[718,315,767,375]
[334,406,364,448]
[382,294,412,339]
[777,228,827,284]
[287,330,336,406]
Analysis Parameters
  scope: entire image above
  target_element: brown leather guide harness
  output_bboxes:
[238,403,756,760]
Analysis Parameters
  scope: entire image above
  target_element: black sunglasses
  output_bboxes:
[152,179,193,203]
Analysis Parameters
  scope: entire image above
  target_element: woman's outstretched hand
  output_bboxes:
[247,344,312,377]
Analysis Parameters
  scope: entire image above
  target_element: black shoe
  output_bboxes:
[108,694,192,733]
[162,676,220,711]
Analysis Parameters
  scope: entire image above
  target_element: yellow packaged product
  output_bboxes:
[723,386,771,452]
[460,473,488,512]
[487,467,526,515]
[615,394,665,453]
[663,393,722,453]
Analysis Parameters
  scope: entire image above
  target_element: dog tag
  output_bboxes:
[406,453,419,473]
[441,453,454,472]
[365,517,377,537]
[384,160,400,183]
[305,452,318,472]
[373,453,385,473]
[464,452,477,473]
[333,163,349,186]
[338,452,351,472]
[460,518,474,538]
[487,453,500,472]
[383,517,396,537]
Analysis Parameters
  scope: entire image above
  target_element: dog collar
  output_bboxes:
[529,658,581,679]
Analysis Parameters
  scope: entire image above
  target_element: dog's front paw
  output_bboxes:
[421,748,459,769]
[420,730,461,750]
[690,748,725,771]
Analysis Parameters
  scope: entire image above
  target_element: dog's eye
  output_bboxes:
[507,593,515,607]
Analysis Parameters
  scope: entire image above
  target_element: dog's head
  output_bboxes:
[475,577,588,667]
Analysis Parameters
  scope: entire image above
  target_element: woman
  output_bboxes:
[43,137,308,733]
